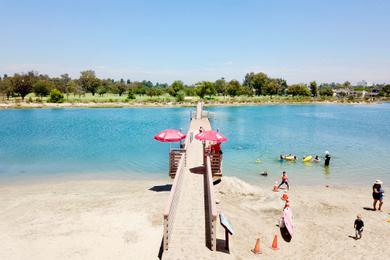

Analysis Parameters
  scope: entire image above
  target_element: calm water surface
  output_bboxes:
[0,104,389,185]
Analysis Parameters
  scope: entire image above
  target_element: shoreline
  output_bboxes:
[0,173,382,190]
[0,99,388,109]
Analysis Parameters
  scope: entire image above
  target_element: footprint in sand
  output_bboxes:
[122,231,138,243]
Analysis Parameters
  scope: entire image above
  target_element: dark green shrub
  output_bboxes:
[127,89,136,100]
[48,89,64,103]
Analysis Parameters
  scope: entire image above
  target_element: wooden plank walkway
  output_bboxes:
[163,107,216,259]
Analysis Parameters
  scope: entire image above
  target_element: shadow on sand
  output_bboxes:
[157,237,164,259]
[216,238,230,254]
[363,207,375,211]
[149,184,172,192]
[213,179,222,186]
[190,166,205,174]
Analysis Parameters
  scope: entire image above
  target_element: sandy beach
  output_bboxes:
[0,177,388,260]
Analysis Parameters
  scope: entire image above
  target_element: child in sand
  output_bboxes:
[354,214,364,239]
[278,171,289,190]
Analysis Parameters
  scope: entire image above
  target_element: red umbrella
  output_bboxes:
[154,129,186,142]
[195,130,228,142]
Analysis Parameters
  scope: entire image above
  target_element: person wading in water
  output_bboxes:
[324,151,331,167]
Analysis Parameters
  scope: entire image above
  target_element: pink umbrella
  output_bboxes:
[195,130,228,142]
[154,129,186,142]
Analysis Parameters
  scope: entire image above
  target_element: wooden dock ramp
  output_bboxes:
[162,103,220,259]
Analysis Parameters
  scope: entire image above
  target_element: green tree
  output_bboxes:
[142,80,153,88]
[238,85,253,96]
[243,72,269,95]
[97,85,107,96]
[11,72,37,100]
[214,78,227,95]
[65,80,78,98]
[0,77,14,100]
[226,80,241,97]
[79,70,100,95]
[58,73,71,93]
[115,82,128,96]
[175,90,185,102]
[195,81,216,98]
[342,81,352,88]
[33,80,53,98]
[379,84,390,97]
[146,88,162,97]
[287,84,311,96]
[319,86,334,96]
[310,81,318,96]
[168,80,184,97]
[184,86,196,96]
[48,89,64,103]
[263,79,281,96]
[131,82,146,95]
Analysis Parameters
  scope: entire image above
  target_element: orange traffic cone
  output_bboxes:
[271,234,279,250]
[252,238,261,254]
[281,191,289,201]
[284,199,290,209]
[273,181,278,192]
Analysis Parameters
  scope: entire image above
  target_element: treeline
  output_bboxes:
[0,70,389,103]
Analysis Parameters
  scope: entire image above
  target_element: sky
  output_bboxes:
[0,0,389,84]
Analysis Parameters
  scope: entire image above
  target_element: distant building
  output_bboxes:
[332,88,378,98]
[356,80,373,87]
[332,88,352,97]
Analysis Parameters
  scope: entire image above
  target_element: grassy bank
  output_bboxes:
[0,93,388,109]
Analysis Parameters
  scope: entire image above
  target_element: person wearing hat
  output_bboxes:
[372,180,384,211]
[324,151,331,167]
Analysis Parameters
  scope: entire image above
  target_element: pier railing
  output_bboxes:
[169,149,186,178]
[205,156,218,250]
[163,154,186,251]
[210,153,223,177]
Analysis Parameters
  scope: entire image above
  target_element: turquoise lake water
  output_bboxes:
[0,104,389,185]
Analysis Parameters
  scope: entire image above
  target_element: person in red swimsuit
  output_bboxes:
[278,171,289,190]
[211,142,221,154]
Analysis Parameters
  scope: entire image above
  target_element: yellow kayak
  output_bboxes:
[303,155,312,162]
[284,155,296,161]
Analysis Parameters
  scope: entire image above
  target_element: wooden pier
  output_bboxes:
[162,103,222,259]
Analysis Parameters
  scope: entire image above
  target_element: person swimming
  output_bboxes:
[314,155,321,162]
[280,154,297,161]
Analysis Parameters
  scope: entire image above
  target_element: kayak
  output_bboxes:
[283,207,293,236]
[302,155,312,162]
[284,155,296,161]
